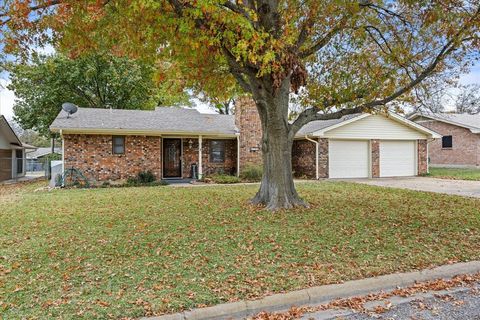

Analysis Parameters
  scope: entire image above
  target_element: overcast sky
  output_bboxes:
[1,64,480,121]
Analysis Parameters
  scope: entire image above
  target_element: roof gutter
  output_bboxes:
[50,127,238,138]
[305,135,319,180]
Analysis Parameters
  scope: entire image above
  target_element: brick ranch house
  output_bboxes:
[409,112,480,167]
[50,97,440,183]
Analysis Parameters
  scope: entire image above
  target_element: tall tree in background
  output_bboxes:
[412,82,480,114]
[2,1,480,209]
[8,53,189,137]
[454,84,480,114]
[8,120,54,147]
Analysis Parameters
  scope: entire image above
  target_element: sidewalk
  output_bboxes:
[143,261,480,320]
[0,173,45,185]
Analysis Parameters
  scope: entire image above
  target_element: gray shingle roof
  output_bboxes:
[50,107,367,137]
[50,107,239,136]
[26,147,62,159]
[411,112,480,132]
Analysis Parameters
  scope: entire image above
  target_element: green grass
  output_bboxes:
[1,181,480,319]
[428,167,480,181]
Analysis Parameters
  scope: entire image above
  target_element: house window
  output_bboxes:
[442,135,453,149]
[112,136,125,154]
[210,140,225,163]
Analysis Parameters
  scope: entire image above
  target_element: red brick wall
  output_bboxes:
[235,96,263,169]
[318,138,328,178]
[418,139,428,174]
[63,134,161,182]
[292,139,316,178]
[290,138,330,179]
[416,120,480,166]
[371,140,380,178]
[181,138,198,178]
[182,138,237,178]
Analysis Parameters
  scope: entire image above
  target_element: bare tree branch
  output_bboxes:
[1,0,63,26]
[220,1,256,27]
[299,17,349,58]
[167,0,185,16]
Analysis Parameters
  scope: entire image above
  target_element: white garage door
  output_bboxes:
[380,140,416,177]
[329,140,369,178]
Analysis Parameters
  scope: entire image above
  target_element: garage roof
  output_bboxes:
[298,112,441,139]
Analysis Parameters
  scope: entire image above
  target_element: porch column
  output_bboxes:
[11,149,15,179]
[198,135,203,179]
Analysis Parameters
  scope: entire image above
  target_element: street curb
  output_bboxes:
[142,261,480,320]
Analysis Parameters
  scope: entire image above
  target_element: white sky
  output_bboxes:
[1,66,479,121]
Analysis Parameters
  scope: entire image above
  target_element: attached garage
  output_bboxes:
[379,140,416,177]
[329,140,369,178]
[295,112,442,179]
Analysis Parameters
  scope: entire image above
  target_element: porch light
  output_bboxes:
[250,146,260,152]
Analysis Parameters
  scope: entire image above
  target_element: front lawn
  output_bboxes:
[1,182,480,319]
[428,167,480,181]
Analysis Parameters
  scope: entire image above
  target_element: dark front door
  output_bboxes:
[163,139,182,178]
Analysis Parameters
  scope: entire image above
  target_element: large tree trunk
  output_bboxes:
[250,81,308,210]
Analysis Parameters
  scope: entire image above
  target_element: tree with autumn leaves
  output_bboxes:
[2,0,480,210]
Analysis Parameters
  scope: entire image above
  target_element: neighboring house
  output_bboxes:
[0,115,35,182]
[49,98,440,183]
[409,112,480,167]
[26,147,62,172]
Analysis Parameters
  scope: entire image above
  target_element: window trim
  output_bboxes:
[112,136,126,155]
[209,140,226,163]
[441,135,453,149]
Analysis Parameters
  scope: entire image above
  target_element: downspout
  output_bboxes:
[236,133,240,177]
[198,135,203,180]
[61,130,64,176]
[305,135,319,180]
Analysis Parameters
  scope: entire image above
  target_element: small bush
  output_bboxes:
[101,181,111,188]
[240,165,263,182]
[137,170,156,184]
[126,170,160,186]
[209,174,241,184]
[126,176,139,186]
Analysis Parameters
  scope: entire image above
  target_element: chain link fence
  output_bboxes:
[0,157,50,182]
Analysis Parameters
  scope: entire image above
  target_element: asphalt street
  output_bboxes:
[303,282,480,320]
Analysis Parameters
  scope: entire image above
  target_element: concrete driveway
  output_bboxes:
[346,177,480,198]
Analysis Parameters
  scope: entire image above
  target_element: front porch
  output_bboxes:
[161,136,239,180]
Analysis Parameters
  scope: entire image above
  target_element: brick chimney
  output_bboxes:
[235,96,263,170]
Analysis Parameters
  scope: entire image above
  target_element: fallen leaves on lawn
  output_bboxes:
[2,181,480,318]
[249,273,480,319]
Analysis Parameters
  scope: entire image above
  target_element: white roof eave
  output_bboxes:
[309,112,441,139]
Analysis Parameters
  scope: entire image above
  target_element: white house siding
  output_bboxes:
[322,115,428,140]
[0,131,10,149]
